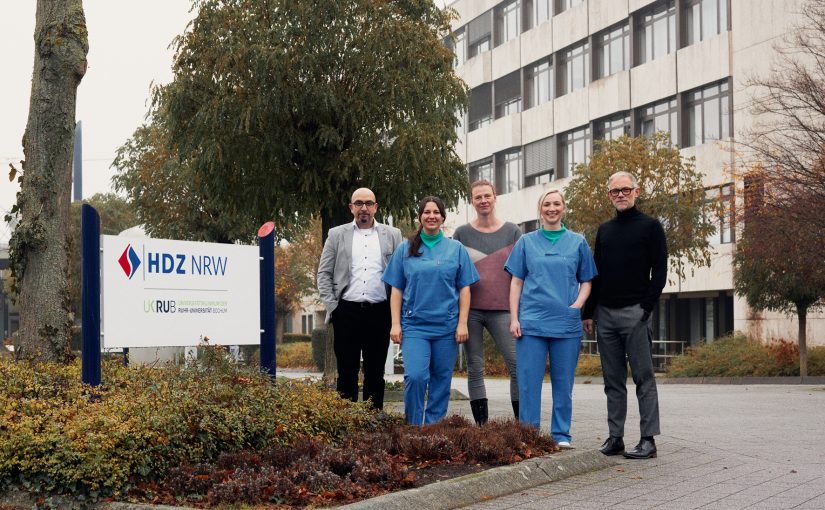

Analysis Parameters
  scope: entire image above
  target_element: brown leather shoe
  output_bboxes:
[599,436,625,456]
[623,437,657,459]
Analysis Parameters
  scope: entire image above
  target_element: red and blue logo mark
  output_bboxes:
[118,244,141,279]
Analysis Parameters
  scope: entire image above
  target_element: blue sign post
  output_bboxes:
[81,204,101,386]
[258,222,276,379]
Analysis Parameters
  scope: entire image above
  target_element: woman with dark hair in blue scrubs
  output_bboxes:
[382,196,479,425]
[505,189,597,447]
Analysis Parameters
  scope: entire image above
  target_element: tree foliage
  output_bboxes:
[732,170,825,377]
[9,0,88,362]
[274,218,322,341]
[743,0,825,232]
[564,132,717,282]
[66,194,140,320]
[119,0,468,244]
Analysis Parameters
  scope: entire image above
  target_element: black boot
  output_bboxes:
[470,398,488,425]
[511,400,519,420]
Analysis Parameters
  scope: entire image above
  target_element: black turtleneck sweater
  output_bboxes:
[583,206,668,320]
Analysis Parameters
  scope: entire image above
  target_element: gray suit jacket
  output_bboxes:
[317,221,403,324]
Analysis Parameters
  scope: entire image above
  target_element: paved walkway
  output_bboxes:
[280,370,825,509]
[454,376,825,510]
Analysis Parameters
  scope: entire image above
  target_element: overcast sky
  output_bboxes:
[0,1,195,243]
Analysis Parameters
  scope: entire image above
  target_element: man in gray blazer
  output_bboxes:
[317,188,403,409]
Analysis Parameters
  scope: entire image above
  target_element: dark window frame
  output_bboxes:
[558,125,591,178]
[637,96,679,147]
[557,40,590,96]
[494,0,521,47]
[684,80,731,147]
[635,0,677,65]
[684,0,729,46]
[595,22,631,79]
[524,57,553,109]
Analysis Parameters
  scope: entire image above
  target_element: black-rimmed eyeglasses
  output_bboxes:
[352,200,376,208]
[608,187,634,198]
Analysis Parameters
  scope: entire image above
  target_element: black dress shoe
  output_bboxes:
[599,436,625,456]
[623,437,657,459]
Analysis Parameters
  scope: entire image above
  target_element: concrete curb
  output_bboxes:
[337,449,618,510]
[1,450,615,510]
[658,376,825,385]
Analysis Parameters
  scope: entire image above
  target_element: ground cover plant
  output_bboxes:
[0,349,558,508]
[667,333,825,377]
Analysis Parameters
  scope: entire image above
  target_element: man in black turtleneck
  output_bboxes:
[583,171,667,460]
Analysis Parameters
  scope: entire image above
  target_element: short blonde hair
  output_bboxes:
[536,189,565,218]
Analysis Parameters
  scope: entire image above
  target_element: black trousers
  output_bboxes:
[331,299,392,409]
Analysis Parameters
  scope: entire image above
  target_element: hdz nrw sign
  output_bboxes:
[102,235,260,348]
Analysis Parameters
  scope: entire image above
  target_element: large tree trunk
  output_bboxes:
[11,1,88,362]
[320,201,352,385]
[797,304,808,378]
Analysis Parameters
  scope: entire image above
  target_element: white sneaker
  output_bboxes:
[557,441,572,449]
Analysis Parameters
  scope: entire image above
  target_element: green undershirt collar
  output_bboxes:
[540,225,567,244]
[420,230,444,248]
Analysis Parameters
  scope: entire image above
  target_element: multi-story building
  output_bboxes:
[443,0,823,348]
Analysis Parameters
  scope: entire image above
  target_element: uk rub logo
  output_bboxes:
[118,244,141,279]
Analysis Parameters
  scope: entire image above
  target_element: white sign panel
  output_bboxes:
[101,235,261,348]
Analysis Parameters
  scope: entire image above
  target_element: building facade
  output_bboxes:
[443,0,823,347]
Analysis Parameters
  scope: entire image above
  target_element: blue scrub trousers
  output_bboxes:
[402,334,458,426]
[516,334,581,443]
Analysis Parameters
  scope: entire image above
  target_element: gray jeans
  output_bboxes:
[596,303,660,438]
[466,309,518,401]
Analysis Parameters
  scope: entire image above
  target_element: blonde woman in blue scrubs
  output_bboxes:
[505,189,597,447]
[383,196,479,426]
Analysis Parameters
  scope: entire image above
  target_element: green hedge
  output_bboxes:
[283,333,311,344]
[311,327,328,371]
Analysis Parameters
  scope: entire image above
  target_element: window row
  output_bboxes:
[450,0,729,70]
[467,79,732,192]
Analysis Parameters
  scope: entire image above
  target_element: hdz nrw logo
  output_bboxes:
[118,244,141,279]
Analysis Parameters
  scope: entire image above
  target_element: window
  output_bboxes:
[520,219,540,233]
[685,0,729,45]
[494,71,522,118]
[555,0,584,14]
[284,314,293,333]
[594,112,631,141]
[468,84,492,131]
[496,150,522,194]
[525,58,553,109]
[558,40,590,95]
[636,0,676,65]
[468,12,492,58]
[453,28,467,67]
[705,183,735,244]
[523,0,551,30]
[685,81,731,146]
[638,97,679,146]
[469,159,494,186]
[559,126,591,177]
[524,136,555,185]
[301,314,314,334]
[495,0,520,46]
[595,23,630,79]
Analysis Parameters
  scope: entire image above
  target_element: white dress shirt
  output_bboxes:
[342,222,386,303]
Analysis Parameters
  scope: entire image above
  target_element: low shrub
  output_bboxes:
[667,334,825,377]
[0,350,378,500]
[310,327,328,371]
[276,342,314,369]
[283,333,311,344]
[576,354,602,376]
[149,415,555,508]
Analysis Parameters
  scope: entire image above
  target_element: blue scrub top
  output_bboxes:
[382,237,480,337]
[504,230,597,338]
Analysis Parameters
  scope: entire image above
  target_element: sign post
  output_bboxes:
[81,204,101,386]
[258,222,276,378]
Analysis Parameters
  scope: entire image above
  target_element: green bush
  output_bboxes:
[667,333,825,377]
[283,333,311,344]
[276,342,314,368]
[0,350,379,499]
[310,327,328,371]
